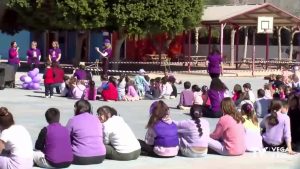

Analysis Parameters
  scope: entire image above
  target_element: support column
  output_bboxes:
[208,26,212,56]
[230,27,236,67]
[220,23,226,59]
[252,29,256,76]
[188,30,191,72]
[277,27,282,61]
[195,27,200,54]
[243,27,248,60]
[265,33,270,70]
[289,30,300,61]
[235,27,240,69]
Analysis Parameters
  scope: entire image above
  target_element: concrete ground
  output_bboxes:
[0,73,299,169]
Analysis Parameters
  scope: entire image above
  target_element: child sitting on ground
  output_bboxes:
[243,83,256,103]
[124,80,139,101]
[145,79,161,100]
[192,84,203,106]
[208,98,246,156]
[169,77,177,99]
[117,74,127,101]
[159,76,173,99]
[97,106,141,161]
[139,101,179,157]
[201,85,211,107]
[241,103,263,152]
[97,74,109,94]
[177,81,194,110]
[72,80,86,99]
[34,108,73,168]
[175,105,210,157]
[134,69,149,98]
[84,80,97,101]
[101,76,118,101]
[260,100,296,154]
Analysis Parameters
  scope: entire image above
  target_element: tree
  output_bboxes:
[107,0,204,64]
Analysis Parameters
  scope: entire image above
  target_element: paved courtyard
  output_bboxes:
[0,73,299,169]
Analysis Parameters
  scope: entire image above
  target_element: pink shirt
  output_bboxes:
[210,115,246,155]
[127,86,138,97]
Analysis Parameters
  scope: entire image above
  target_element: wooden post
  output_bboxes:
[252,29,256,76]
[230,27,236,67]
[195,27,200,54]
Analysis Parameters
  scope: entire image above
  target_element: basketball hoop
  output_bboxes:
[257,16,274,34]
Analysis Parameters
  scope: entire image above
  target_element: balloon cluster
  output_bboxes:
[20,68,42,90]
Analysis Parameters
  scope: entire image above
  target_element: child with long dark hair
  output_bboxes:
[241,103,263,152]
[139,101,179,157]
[260,100,296,154]
[84,80,97,100]
[101,76,118,101]
[176,105,210,157]
[123,80,139,101]
[97,106,141,161]
[208,98,246,156]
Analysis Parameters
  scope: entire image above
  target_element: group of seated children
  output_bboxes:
[55,68,180,102]
[0,100,141,169]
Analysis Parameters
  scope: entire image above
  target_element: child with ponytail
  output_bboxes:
[175,105,210,157]
[208,97,246,156]
[241,103,263,152]
[260,100,296,154]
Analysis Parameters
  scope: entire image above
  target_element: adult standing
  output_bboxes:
[206,46,223,79]
[8,41,21,72]
[48,41,62,63]
[27,41,41,69]
[95,39,112,75]
[204,78,227,118]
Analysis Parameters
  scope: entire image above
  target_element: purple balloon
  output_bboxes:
[32,75,42,83]
[22,83,29,89]
[24,76,32,83]
[28,71,38,78]
[33,68,39,74]
[20,75,27,82]
[29,83,40,90]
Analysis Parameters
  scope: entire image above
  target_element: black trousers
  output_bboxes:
[209,73,220,79]
[102,58,108,75]
[202,108,222,118]
[45,84,54,96]
[138,139,175,158]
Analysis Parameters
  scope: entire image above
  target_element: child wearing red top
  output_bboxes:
[101,76,118,101]
[43,62,55,98]
[52,61,65,94]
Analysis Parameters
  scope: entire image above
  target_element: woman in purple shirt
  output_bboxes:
[206,46,223,79]
[95,39,112,75]
[205,78,226,118]
[48,41,62,63]
[27,41,41,69]
[66,100,106,165]
[8,41,20,72]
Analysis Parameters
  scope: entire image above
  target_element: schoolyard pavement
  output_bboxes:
[0,73,299,169]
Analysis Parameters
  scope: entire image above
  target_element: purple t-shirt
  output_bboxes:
[66,112,106,157]
[103,48,112,58]
[27,48,41,64]
[207,54,222,74]
[8,48,20,64]
[49,48,61,62]
[208,89,225,113]
[73,69,87,80]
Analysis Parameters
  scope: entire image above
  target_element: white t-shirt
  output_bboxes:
[248,90,256,103]
[193,91,203,105]
[103,116,140,153]
[0,125,33,159]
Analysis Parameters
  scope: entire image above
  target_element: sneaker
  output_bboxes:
[50,96,54,98]
[44,96,50,98]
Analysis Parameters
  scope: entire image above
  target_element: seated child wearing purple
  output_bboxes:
[34,108,73,168]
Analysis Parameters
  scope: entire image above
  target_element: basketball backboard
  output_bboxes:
[257,16,274,34]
